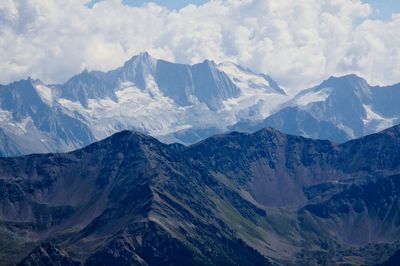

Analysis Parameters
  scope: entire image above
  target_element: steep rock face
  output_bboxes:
[186,128,341,207]
[0,128,20,156]
[0,130,271,266]
[59,53,158,106]
[298,174,400,265]
[154,59,194,107]
[0,53,289,155]
[302,175,400,244]
[190,60,241,110]
[59,54,242,111]
[232,75,400,143]
[0,78,95,156]
[1,125,400,265]
[232,106,349,143]
[337,125,400,174]
[17,243,80,266]
[2,54,399,157]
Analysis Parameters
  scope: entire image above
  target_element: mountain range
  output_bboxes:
[0,125,400,265]
[1,52,399,156]
[232,74,400,142]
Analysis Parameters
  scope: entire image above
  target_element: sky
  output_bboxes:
[1,0,400,92]
[115,0,400,19]
[362,0,400,20]
[120,0,208,10]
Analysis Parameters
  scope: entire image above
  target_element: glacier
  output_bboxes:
[0,53,399,156]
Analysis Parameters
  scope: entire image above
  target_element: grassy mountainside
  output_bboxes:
[1,126,400,265]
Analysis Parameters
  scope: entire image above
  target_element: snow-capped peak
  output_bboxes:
[218,61,285,95]
[1,52,399,158]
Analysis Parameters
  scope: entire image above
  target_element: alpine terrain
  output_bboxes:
[1,125,400,265]
[232,74,400,142]
[1,53,399,157]
[0,53,287,156]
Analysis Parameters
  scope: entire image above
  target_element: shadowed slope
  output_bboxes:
[1,125,400,265]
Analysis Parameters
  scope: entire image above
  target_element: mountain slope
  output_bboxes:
[1,54,399,156]
[0,53,289,156]
[17,243,81,266]
[55,53,287,144]
[0,130,272,266]
[0,78,95,156]
[58,53,242,111]
[232,75,400,142]
[0,128,20,157]
[1,126,400,265]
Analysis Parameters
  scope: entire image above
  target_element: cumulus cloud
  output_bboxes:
[0,0,399,92]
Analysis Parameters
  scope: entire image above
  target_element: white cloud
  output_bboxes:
[0,0,399,92]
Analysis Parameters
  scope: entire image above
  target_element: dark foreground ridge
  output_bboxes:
[1,125,400,265]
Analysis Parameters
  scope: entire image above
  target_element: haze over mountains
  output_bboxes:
[1,125,400,265]
[1,52,399,156]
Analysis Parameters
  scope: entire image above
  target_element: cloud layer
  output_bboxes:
[0,0,399,92]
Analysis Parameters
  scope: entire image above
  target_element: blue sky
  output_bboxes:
[121,0,207,9]
[89,0,400,20]
[120,0,400,19]
[364,0,400,19]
